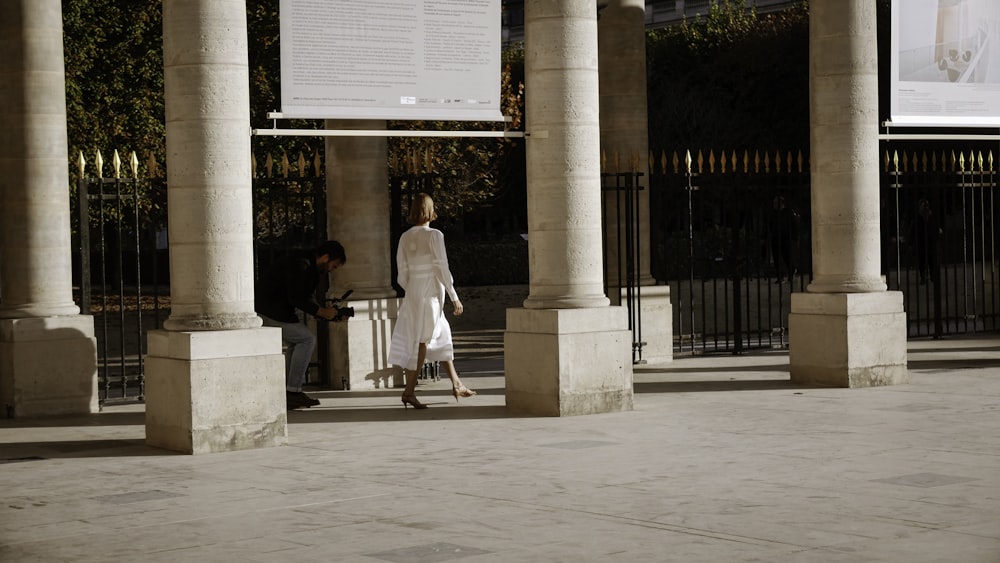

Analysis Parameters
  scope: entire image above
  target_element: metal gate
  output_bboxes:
[74,153,167,404]
[650,145,1000,355]
[650,149,811,355]
[602,170,647,364]
[74,150,328,405]
[880,145,1000,337]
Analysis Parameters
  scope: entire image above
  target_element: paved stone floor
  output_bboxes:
[2,324,999,561]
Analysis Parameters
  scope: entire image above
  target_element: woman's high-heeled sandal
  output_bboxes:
[401,393,428,409]
[452,385,477,402]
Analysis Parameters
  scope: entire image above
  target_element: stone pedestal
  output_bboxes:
[144,328,287,454]
[324,120,398,390]
[789,292,907,387]
[328,298,402,390]
[505,307,633,416]
[619,285,673,364]
[0,316,98,417]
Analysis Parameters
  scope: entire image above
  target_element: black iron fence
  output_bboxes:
[251,152,330,390]
[74,151,167,405]
[73,149,328,405]
[651,144,999,355]
[880,145,1000,337]
[72,142,999,395]
[601,168,647,364]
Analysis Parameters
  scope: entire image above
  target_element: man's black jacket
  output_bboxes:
[255,253,323,323]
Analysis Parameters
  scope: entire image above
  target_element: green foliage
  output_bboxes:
[673,0,759,54]
[62,0,525,218]
[246,0,325,173]
[646,0,810,151]
[63,0,164,175]
[62,0,817,224]
[388,48,525,221]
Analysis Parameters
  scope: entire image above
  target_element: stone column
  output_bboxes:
[504,0,633,416]
[161,3,259,334]
[0,0,98,417]
[598,0,672,364]
[145,0,286,453]
[789,0,906,387]
[325,120,401,389]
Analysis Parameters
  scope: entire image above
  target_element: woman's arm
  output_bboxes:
[396,233,409,290]
[430,229,459,304]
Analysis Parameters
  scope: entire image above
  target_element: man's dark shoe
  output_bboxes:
[286,392,308,409]
[286,391,320,408]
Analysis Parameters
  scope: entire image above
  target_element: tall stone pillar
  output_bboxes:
[598,0,672,364]
[145,0,286,453]
[325,120,401,389]
[789,0,906,387]
[0,0,98,417]
[504,0,633,416]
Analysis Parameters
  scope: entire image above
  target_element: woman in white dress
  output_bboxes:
[388,193,477,409]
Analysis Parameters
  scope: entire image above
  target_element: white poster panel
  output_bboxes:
[890,0,1000,127]
[279,0,503,121]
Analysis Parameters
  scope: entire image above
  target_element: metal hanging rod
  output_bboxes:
[878,133,1000,141]
[880,122,1000,141]
[251,128,525,138]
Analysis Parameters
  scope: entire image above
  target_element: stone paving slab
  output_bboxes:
[1,336,999,562]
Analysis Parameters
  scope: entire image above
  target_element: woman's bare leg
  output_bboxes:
[401,343,429,408]
[403,369,418,395]
[442,360,462,389]
[443,360,476,399]
[416,342,427,375]
[403,344,428,393]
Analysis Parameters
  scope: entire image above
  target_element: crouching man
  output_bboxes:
[255,241,347,409]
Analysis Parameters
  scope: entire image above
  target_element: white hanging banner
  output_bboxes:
[278,0,503,121]
[890,0,1000,127]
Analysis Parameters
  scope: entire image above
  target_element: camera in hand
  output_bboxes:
[326,290,355,321]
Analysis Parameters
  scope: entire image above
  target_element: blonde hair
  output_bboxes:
[407,193,437,225]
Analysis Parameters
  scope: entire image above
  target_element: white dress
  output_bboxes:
[388,225,460,371]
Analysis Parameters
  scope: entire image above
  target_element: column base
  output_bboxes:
[789,292,907,387]
[617,284,673,364]
[144,328,287,454]
[504,307,633,416]
[328,298,403,390]
[0,316,98,418]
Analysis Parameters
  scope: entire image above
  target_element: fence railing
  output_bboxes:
[71,142,1000,387]
[880,146,999,337]
[72,148,329,405]
[650,144,999,354]
[649,148,810,355]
